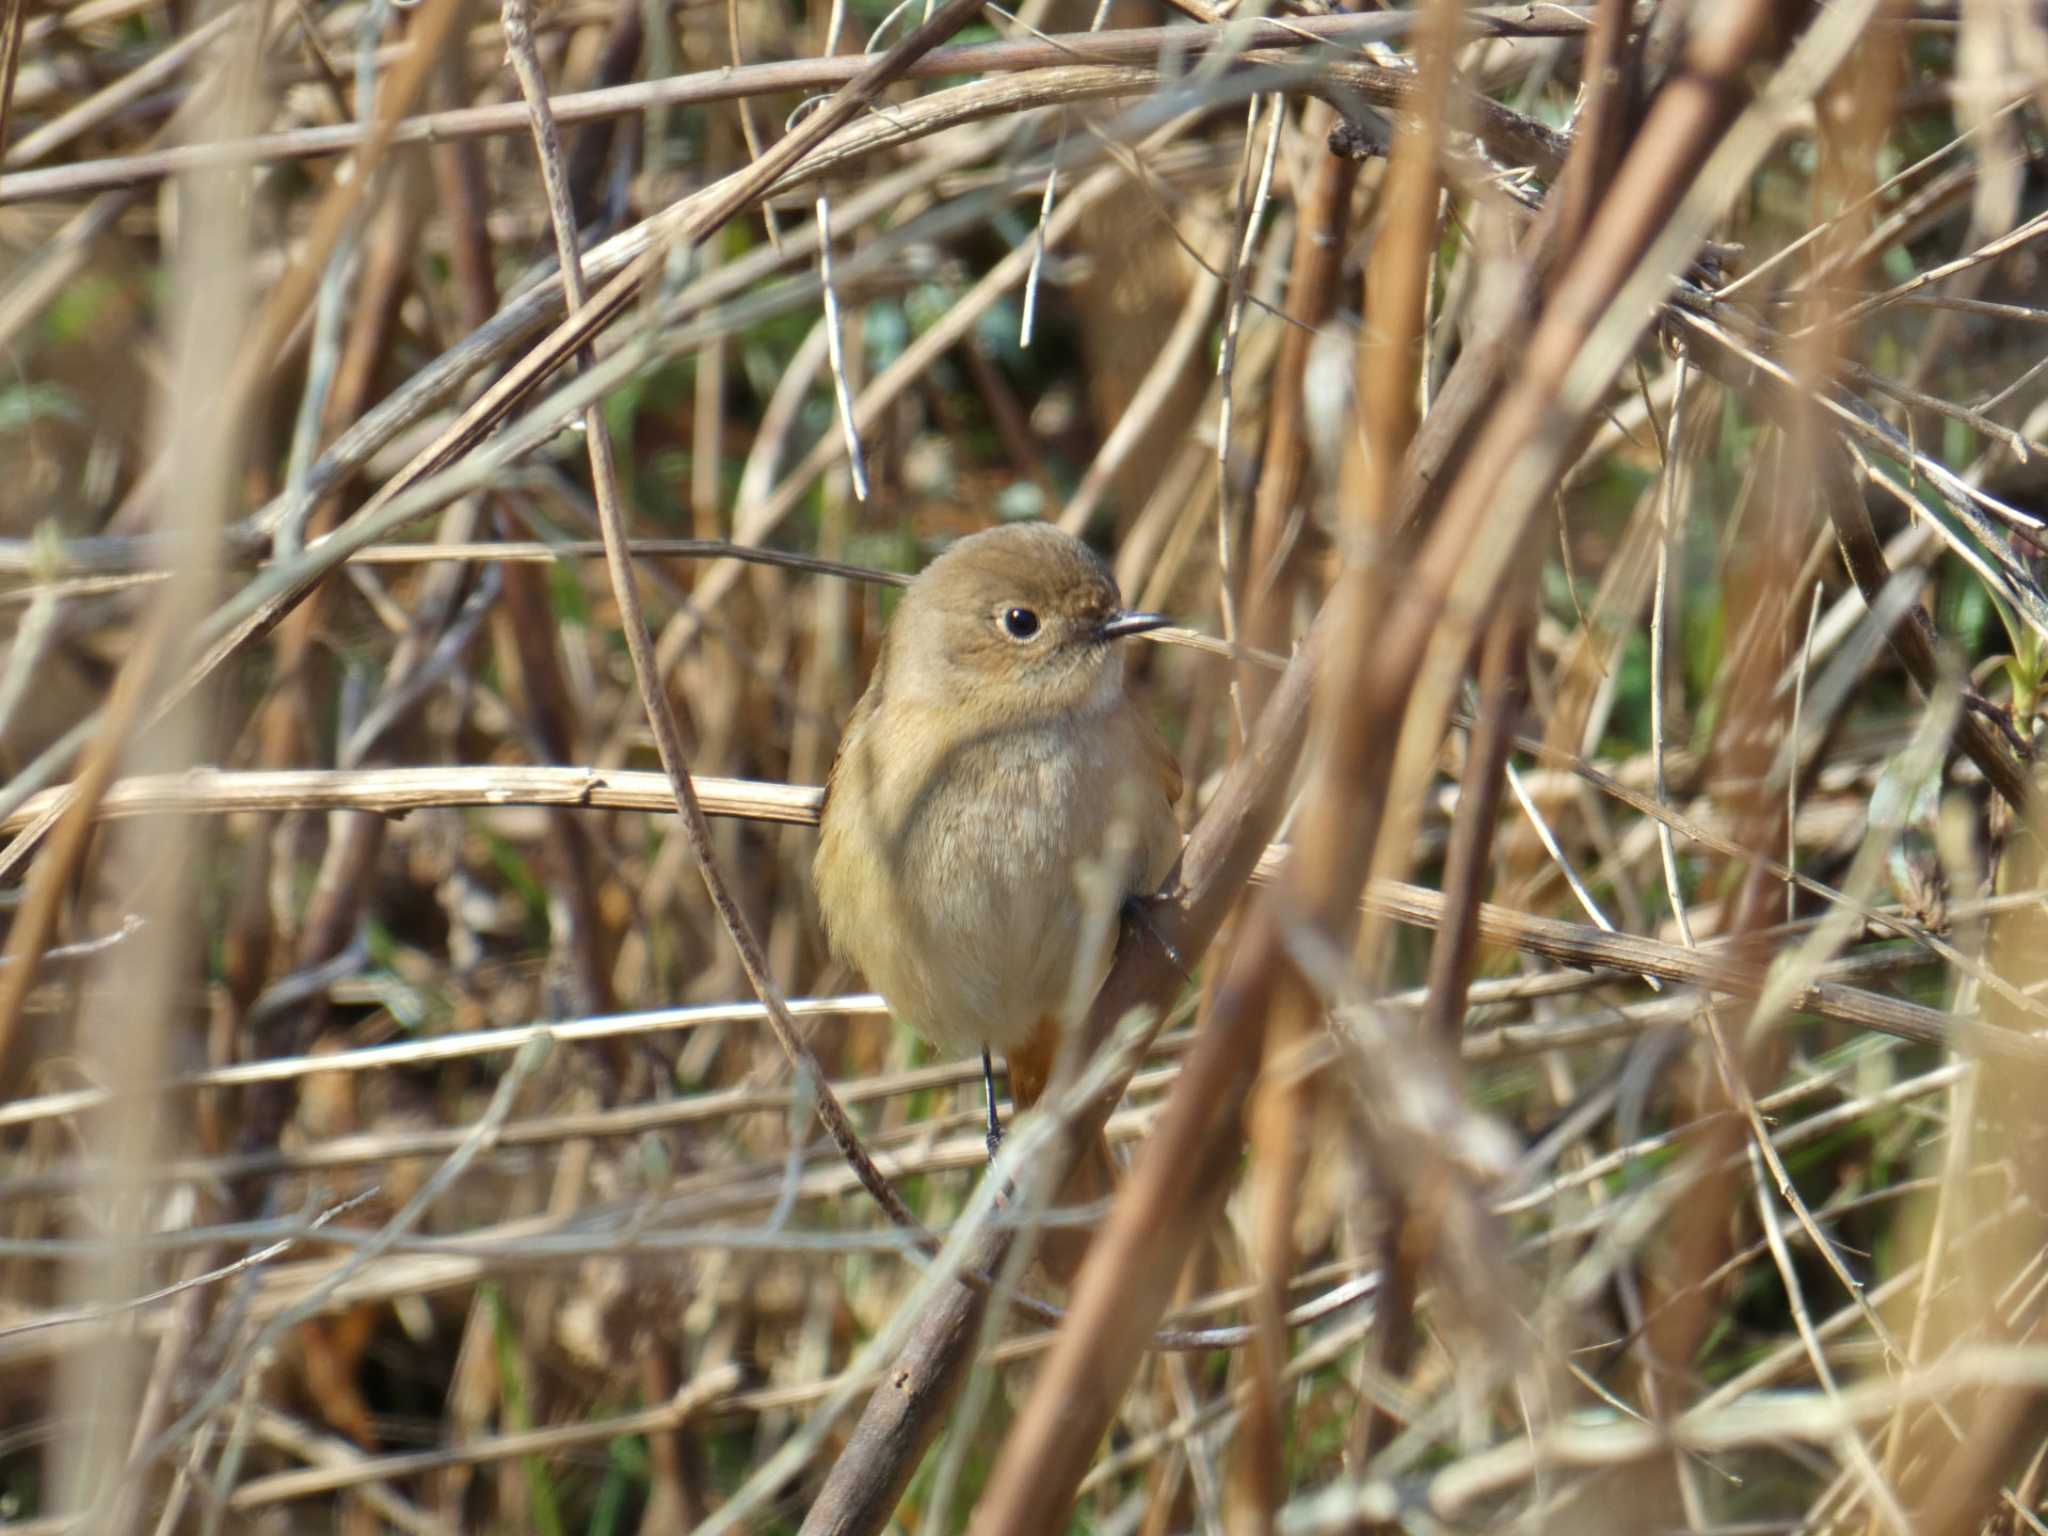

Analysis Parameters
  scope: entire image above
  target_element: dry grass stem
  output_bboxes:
[4,1,2047,1532]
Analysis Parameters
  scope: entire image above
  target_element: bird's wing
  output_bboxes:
[817,650,888,823]
[1140,706,1184,808]
[1131,705,1185,892]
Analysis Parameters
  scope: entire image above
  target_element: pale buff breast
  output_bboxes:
[815,702,1178,1057]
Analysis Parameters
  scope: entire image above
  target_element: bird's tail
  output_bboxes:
[1007,1019,1119,1286]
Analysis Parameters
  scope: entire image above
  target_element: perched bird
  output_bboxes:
[813,522,1182,1276]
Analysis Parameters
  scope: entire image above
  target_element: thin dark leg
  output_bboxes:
[981,1044,1004,1159]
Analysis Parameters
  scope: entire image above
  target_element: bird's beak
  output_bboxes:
[1097,609,1173,641]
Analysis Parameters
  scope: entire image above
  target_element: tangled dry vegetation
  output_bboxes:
[4,0,2048,1531]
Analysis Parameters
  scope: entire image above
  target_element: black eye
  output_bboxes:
[1001,607,1040,640]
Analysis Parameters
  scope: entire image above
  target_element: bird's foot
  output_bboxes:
[1123,891,1189,981]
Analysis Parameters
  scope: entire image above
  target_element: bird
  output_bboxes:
[813,522,1183,1278]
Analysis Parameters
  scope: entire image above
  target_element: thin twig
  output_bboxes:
[498,0,977,1237]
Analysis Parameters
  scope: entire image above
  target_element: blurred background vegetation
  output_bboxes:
[3,0,2048,1532]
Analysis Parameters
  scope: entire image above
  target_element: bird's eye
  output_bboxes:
[1000,606,1041,641]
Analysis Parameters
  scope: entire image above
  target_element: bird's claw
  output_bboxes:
[1123,891,1188,981]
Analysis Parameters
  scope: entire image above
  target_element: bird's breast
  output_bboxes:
[902,721,1098,902]
[816,709,1158,1054]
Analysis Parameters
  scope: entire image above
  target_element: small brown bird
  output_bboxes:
[813,523,1182,1274]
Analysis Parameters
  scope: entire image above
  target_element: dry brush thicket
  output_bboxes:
[2,0,2048,1532]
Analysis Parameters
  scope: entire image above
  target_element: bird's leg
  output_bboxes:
[981,1044,1005,1160]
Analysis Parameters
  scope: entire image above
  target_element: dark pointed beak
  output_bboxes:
[1097,609,1173,641]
